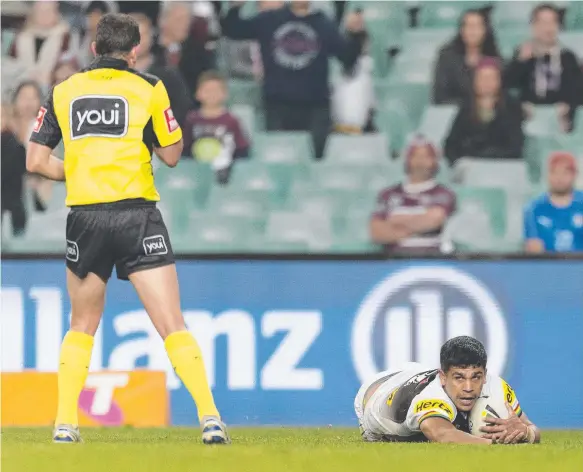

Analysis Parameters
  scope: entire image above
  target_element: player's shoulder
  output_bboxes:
[126,68,161,87]
[572,190,583,204]
[409,375,456,422]
[525,193,549,212]
[376,183,402,201]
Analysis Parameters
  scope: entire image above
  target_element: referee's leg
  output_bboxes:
[54,270,106,440]
[129,264,226,438]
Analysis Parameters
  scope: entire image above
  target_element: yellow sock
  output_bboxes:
[55,331,94,427]
[165,330,220,422]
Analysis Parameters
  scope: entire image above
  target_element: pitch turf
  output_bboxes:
[2,428,582,472]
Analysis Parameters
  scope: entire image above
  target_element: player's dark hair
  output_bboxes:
[440,336,487,372]
[95,13,140,57]
[197,70,226,88]
[530,3,559,23]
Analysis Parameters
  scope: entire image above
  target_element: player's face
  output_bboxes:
[14,85,41,119]
[549,163,576,195]
[197,80,227,108]
[440,366,486,412]
[461,12,486,49]
[474,66,500,97]
[408,146,435,180]
[533,10,559,46]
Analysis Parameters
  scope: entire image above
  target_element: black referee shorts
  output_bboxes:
[65,199,175,282]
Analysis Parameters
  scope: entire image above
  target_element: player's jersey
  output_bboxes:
[30,56,182,206]
[354,363,521,442]
[524,191,583,252]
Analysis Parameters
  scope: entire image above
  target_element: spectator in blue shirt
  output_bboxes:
[524,152,583,253]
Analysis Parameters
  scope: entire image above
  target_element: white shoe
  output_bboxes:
[53,424,82,443]
[201,417,230,445]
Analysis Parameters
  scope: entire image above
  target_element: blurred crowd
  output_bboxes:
[1,1,582,254]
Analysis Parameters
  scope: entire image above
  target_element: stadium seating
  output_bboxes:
[323,133,390,163]
[418,1,490,28]
[417,104,458,149]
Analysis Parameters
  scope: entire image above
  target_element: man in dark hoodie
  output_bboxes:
[222,0,363,158]
[505,3,583,132]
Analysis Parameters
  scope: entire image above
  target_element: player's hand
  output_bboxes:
[481,403,528,444]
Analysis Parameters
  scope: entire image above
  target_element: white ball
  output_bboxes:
[469,395,510,436]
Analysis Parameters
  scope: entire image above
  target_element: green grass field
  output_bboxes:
[2,428,582,472]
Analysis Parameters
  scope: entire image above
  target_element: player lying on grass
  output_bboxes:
[354,336,541,444]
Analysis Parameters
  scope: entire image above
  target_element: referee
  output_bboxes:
[27,13,229,445]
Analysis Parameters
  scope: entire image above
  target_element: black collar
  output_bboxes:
[87,56,129,71]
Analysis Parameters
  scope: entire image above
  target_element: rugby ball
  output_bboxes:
[469,396,509,436]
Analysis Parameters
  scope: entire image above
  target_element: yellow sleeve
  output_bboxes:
[151,80,182,147]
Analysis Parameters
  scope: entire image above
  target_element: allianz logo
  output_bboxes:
[0,287,322,391]
[351,267,508,382]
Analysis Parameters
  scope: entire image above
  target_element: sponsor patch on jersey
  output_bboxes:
[414,399,455,421]
[33,107,47,133]
[70,95,128,140]
[164,107,178,133]
[143,235,168,256]
[66,240,79,262]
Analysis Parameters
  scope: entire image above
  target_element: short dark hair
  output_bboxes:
[197,70,226,89]
[95,13,140,56]
[530,3,559,23]
[440,336,487,372]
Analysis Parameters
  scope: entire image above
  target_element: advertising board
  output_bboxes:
[2,260,582,428]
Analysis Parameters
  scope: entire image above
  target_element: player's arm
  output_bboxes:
[523,204,545,253]
[151,80,184,168]
[369,217,413,244]
[27,89,65,181]
[387,207,449,233]
[420,417,491,444]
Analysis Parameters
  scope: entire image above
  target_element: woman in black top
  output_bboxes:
[445,57,524,164]
[433,9,501,105]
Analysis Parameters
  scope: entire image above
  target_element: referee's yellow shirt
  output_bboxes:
[30,56,182,206]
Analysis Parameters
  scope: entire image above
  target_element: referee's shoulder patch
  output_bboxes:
[128,69,160,87]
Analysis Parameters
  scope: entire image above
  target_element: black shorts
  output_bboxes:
[65,199,175,282]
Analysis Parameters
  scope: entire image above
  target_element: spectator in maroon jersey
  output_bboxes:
[8,1,79,94]
[370,136,456,254]
[183,71,250,185]
[155,1,216,96]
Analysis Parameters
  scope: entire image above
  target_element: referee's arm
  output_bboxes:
[151,81,184,168]
[27,88,65,181]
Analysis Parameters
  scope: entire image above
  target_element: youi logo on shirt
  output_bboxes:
[70,95,129,140]
[351,267,509,383]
